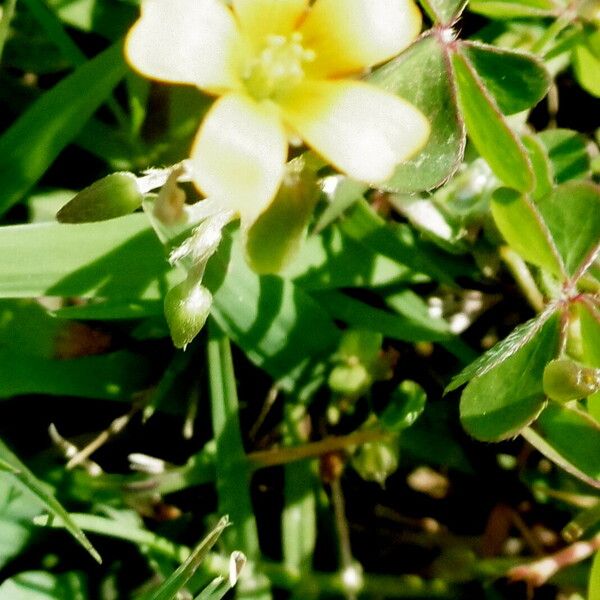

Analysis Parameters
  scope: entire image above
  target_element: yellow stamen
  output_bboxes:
[243,32,314,101]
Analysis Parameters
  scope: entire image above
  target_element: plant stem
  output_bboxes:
[500,246,545,312]
[207,321,271,599]
[247,429,392,468]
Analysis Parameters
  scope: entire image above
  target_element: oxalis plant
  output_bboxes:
[0,0,599,598]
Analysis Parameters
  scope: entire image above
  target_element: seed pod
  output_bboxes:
[164,280,212,349]
[57,172,143,223]
[351,438,400,486]
[543,358,600,403]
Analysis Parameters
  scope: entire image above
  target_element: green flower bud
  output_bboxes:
[164,280,212,349]
[328,363,372,398]
[543,358,600,403]
[57,172,143,223]
[351,438,400,485]
[244,156,320,274]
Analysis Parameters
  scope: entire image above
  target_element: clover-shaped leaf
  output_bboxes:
[459,311,561,441]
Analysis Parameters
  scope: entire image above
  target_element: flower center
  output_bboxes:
[242,32,315,101]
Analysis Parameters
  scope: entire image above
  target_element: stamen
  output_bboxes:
[243,32,315,101]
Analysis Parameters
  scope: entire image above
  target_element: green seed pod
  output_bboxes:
[57,172,143,223]
[164,280,212,349]
[328,363,371,399]
[351,438,400,485]
[543,358,600,403]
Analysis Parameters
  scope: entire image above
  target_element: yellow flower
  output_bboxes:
[126,0,429,226]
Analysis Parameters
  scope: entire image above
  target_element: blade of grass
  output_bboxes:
[0,41,127,214]
[20,0,129,128]
[207,321,272,599]
[150,516,231,600]
[0,437,101,563]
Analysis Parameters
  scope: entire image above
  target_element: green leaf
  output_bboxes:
[451,50,534,192]
[0,349,153,401]
[150,516,230,600]
[0,216,173,300]
[48,0,136,39]
[56,173,143,223]
[204,234,341,386]
[0,42,127,215]
[535,403,600,482]
[285,223,423,290]
[536,181,600,278]
[460,42,550,115]
[0,216,339,385]
[380,380,427,431]
[447,308,557,391]
[573,30,600,98]
[0,300,152,399]
[468,0,557,17]
[0,571,88,600]
[418,0,467,23]
[0,477,40,569]
[490,188,564,277]
[369,34,465,192]
[522,134,554,201]
[314,290,453,342]
[537,129,591,183]
[0,437,101,563]
[459,311,560,441]
[340,199,476,285]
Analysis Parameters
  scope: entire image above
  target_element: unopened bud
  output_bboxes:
[543,358,600,403]
[351,438,400,485]
[57,172,143,223]
[164,280,212,349]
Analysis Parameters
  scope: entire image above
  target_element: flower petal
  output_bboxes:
[233,0,309,50]
[300,0,422,77]
[190,94,288,225]
[126,0,241,93]
[280,81,429,183]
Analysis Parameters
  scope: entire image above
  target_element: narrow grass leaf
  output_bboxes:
[205,234,341,384]
[151,516,231,600]
[340,200,477,284]
[0,437,101,563]
[285,224,423,290]
[0,42,127,214]
[0,571,88,600]
[0,216,173,300]
[314,290,452,342]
